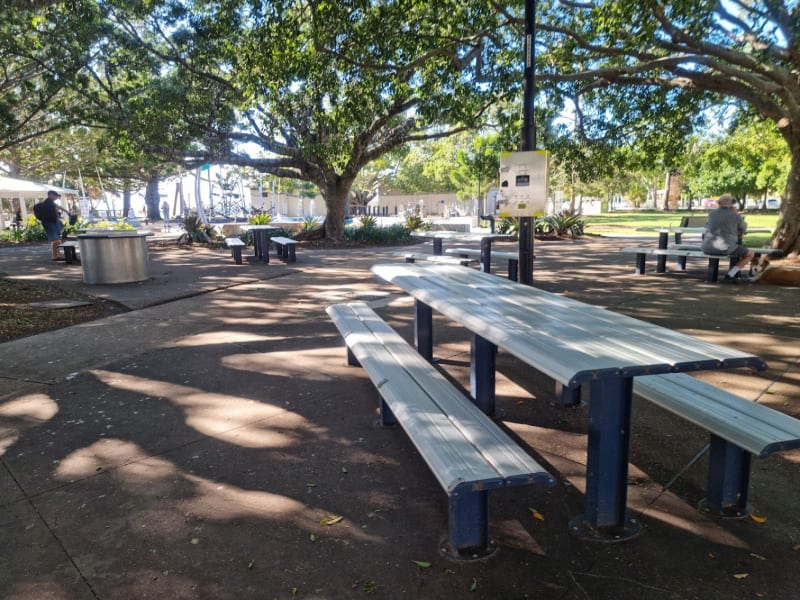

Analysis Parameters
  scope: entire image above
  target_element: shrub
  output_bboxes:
[535,213,585,238]
[0,216,46,242]
[178,213,213,243]
[495,217,519,235]
[403,215,432,232]
[249,213,273,225]
[343,223,411,245]
[359,215,378,229]
[300,216,319,231]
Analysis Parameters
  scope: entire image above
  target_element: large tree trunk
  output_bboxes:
[772,145,800,256]
[144,171,161,221]
[322,178,354,241]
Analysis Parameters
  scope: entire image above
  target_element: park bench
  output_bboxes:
[326,301,556,558]
[620,246,784,282]
[271,236,298,262]
[633,373,800,516]
[444,247,521,281]
[59,241,80,264]
[224,237,246,264]
[393,251,476,266]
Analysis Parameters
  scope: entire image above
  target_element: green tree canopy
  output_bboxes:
[49,0,521,239]
[534,0,800,252]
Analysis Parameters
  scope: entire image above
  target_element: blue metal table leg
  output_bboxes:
[433,238,443,255]
[657,231,668,273]
[571,375,641,541]
[470,334,497,415]
[415,300,433,361]
[480,238,492,274]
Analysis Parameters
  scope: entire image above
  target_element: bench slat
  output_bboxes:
[327,302,553,492]
[444,247,519,260]
[634,373,800,457]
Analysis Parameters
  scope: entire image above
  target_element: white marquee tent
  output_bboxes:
[0,176,78,229]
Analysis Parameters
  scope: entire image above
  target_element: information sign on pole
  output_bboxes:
[497,150,548,218]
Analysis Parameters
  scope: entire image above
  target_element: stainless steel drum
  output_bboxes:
[78,231,151,284]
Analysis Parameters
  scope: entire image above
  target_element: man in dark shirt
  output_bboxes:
[38,190,69,260]
[701,194,754,282]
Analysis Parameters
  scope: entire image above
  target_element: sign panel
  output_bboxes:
[497,150,548,217]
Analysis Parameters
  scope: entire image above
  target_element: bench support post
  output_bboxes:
[556,382,582,407]
[701,434,752,518]
[444,489,492,558]
[470,335,497,415]
[508,259,518,282]
[231,246,243,264]
[656,231,668,273]
[634,253,646,275]
[433,238,443,255]
[706,258,720,283]
[571,375,641,541]
[379,395,397,427]
[63,244,78,264]
[480,237,492,274]
[415,300,433,361]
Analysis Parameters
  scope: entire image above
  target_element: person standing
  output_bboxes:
[701,194,755,283]
[34,190,70,261]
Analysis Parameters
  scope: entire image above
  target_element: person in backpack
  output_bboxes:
[34,190,70,261]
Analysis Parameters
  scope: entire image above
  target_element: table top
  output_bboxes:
[371,262,766,387]
[77,230,153,238]
[410,231,511,241]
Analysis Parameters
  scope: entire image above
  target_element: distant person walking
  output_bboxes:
[161,201,170,230]
[33,190,70,261]
[702,194,755,283]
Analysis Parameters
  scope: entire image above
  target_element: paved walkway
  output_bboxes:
[1,237,798,599]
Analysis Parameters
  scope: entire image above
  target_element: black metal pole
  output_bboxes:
[518,0,536,286]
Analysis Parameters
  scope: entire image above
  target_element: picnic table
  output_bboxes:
[371,262,766,540]
[245,225,279,262]
[410,231,511,273]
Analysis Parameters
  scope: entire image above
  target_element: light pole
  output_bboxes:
[518,0,536,286]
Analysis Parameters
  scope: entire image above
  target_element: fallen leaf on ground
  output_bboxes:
[749,553,767,561]
[750,513,767,523]
[470,578,478,592]
[733,573,749,579]
[529,508,544,521]
[413,560,431,568]
[320,514,343,525]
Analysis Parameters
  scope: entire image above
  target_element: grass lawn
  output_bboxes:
[584,211,779,247]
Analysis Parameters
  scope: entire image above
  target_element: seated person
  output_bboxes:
[701,194,754,282]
